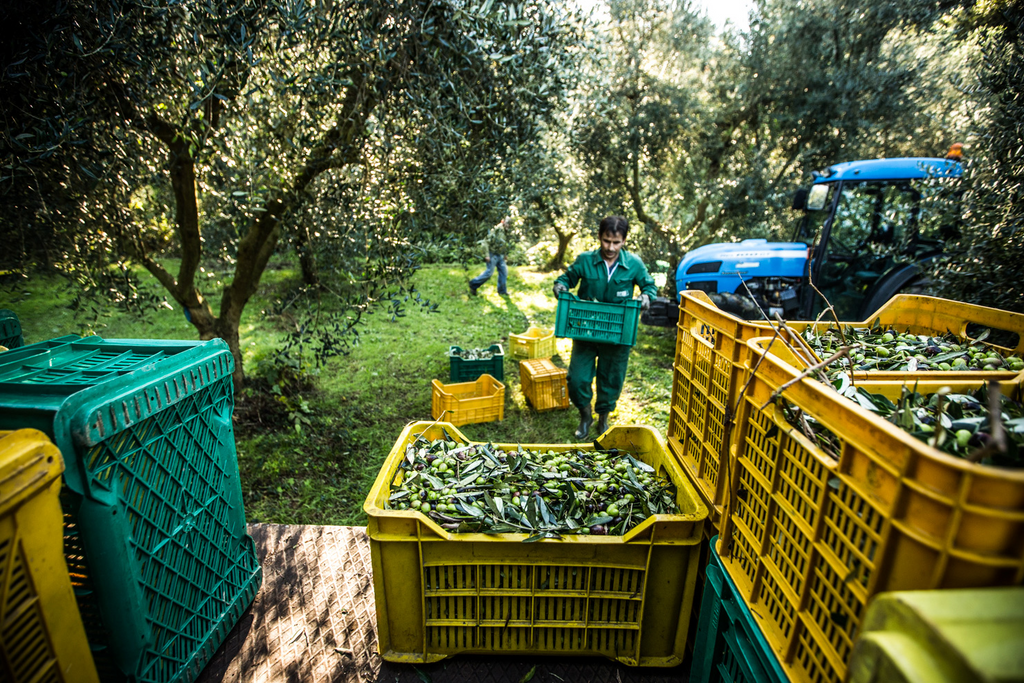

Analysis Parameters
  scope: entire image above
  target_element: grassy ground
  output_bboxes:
[0,261,676,526]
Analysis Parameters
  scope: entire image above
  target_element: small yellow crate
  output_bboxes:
[713,337,1024,683]
[431,374,505,426]
[364,421,708,667]
[520,358,570,412]
[0,429,99,683]
[509,326,555,360]
[849,587,1024,683]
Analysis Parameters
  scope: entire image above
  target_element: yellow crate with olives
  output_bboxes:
[364,421,708,667]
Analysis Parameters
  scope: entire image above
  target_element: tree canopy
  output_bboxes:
[0,0,587,385]
[3,0,1023,385]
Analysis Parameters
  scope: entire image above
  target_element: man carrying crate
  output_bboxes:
[553,216,657,439]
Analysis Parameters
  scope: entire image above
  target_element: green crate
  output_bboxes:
[448,344,504,382]
[555,292,641,346]
[0,336,208,434]
[0,309,24,349]
[0,337,262,683]
[690,536,787,683]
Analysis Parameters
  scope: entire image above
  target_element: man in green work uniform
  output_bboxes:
[553,216,656,439]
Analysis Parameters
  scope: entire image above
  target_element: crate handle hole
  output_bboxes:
[964,323,1020,352]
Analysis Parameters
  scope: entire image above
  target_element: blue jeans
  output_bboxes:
[470,254,508,294]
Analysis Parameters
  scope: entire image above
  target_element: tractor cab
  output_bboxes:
[675,154,962,321]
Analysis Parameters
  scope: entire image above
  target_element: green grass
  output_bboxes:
[0,261,676,526]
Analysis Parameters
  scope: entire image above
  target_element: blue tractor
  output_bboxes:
[670,155,962,322]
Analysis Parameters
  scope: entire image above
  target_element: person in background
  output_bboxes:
[469,217,510,296]
[553,216,656,439]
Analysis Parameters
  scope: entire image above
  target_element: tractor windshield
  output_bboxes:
[812,177,959,319]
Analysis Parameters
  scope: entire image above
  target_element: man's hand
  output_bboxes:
[553,282,569,297]
[638,293,651,312]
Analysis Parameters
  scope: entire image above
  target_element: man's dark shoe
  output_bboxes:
[574,407,593,440]
[595,412,610,436]
[469,284,478,296]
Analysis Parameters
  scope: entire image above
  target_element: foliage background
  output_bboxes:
[2,0,1024,525]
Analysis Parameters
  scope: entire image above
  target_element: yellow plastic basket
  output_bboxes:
[0,430,99,683]
[364,421,708,667]
[509,326,556,360]
[785,294,1024,381]
[667,292,764,532]
[431,374,505,426]
[849,587,1024,683]
[714,338,1024,683]
[520,358,570,412]
[667,291,1024,535]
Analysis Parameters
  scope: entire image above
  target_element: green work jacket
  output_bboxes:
[555,249,658,304]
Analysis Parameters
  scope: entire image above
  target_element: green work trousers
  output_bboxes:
[567,339,632,414]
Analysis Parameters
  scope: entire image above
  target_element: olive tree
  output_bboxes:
[930,2,1024,313]
[0,0,585,386]
[569,0,967,296]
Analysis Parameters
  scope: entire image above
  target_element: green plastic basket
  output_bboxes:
[448,344,504,382]
[0,336,210,434]
[690,536,787,683]
[0,309,24,349]
[0,337,262,683]
[555,292,641,346]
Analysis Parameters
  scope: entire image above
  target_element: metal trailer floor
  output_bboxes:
[196,524,689,683]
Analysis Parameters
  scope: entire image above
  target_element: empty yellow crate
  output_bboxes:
[714,337,1024,683]
[509,326,555,359]
[849,587,1024,683]
[520,358,569,412]
[364,421,708,667]
[431,374,505,426]
[0,429,99,683]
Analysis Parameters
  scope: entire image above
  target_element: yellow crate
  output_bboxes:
[667,292,764,533]
[431,374,505,426]
[714,338,1024,683]
[667,291,1024,535]
[849,587,1024,683]
[364,421,708,667]
[520,358,570,412]
[0,430,99,683]
[509,326,555,360]
[784,294,1024,382]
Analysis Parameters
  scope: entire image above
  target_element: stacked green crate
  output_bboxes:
[0,309,23,349]
[691,536,787,683]
[0,336,262,683]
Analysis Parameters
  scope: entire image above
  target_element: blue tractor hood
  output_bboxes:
[675,239,808,300]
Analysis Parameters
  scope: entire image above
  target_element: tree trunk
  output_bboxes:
[294,223,321,286]
[189,313,245,391]
[545,225,575,271]
[665,257,679,301]
[140,80,374,392]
